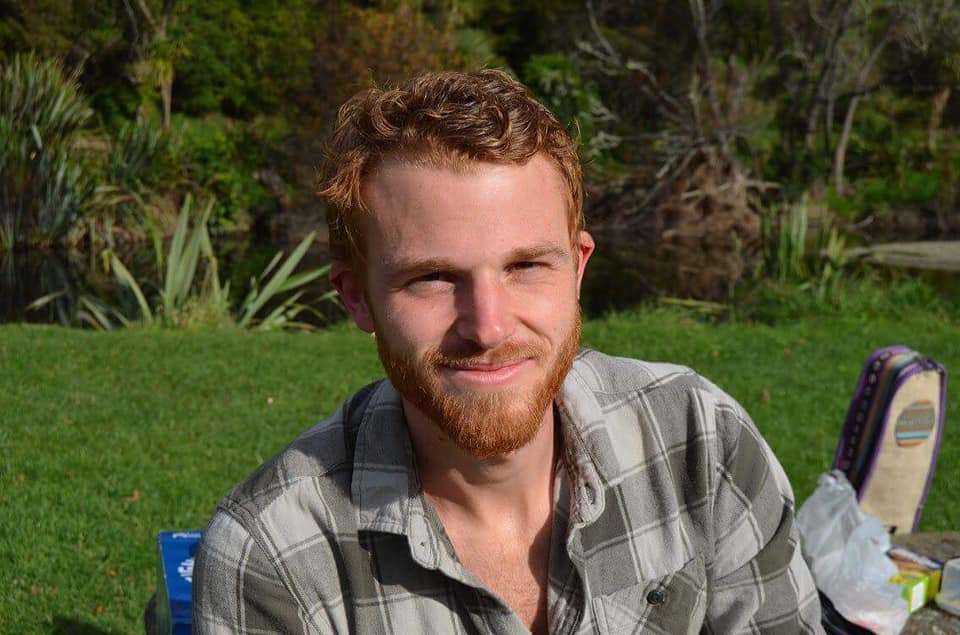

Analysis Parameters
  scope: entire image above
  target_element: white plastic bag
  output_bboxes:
[797,471,909,635]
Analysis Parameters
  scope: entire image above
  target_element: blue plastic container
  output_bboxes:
[156,530,202,635]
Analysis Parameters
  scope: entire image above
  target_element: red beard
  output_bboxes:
[376,314,581,458]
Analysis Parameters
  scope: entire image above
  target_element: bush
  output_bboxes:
[522,53,618,160]
[826,171,944,219]
[105,120,166,191]
[169,0,316,117]
[169,115,273,228]
[0,53,93,248]
[733,275,954,325]
[101,196,331,331]
[75,117,177,246]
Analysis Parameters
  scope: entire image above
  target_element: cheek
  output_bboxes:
[378,297,451,349]
[521,283,579,328]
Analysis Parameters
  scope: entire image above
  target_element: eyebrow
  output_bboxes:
[507,244,571,263]
[386,243,571,281]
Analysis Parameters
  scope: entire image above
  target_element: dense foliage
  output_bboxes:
[1,0,959,300]
[0,54,92,248]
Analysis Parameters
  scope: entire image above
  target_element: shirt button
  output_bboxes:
[646,588,667,605]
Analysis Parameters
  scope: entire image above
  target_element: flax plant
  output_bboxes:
[105,196,331,330]
[778,196,810,283]
[0,54,93,249]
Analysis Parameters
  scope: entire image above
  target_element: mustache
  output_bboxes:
[425,340,546,369]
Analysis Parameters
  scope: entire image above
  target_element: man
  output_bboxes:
[194,69,823,634]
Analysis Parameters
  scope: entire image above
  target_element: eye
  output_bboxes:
[509,260,550,274]
[405,271,455,293]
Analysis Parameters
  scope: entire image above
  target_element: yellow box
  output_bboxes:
[889,570,937,612]
[887,547,944,612]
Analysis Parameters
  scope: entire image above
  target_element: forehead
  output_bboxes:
[360,155,570,264]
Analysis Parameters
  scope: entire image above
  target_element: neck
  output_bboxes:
[403,400,558,522]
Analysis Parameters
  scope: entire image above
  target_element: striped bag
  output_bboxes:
[832,345,947,535]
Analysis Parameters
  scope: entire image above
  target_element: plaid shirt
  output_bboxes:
[194,349,823,634]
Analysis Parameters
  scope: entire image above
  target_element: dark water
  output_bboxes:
[0,230,667,327]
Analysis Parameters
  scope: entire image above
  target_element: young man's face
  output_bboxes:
[332,153,594,457]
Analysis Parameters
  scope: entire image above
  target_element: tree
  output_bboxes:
[893,0,960,153]
[830,2,900,193]
[765,1,952,191]
[575,0,767,300]
[124,0,179,127]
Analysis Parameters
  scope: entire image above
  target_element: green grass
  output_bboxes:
[2,310,958,633]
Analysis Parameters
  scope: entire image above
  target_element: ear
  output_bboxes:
[574,230,595,297]
[330,261,375,333]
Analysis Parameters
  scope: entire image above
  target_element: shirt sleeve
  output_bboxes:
[704,400,825,634]
[193,509,325,635]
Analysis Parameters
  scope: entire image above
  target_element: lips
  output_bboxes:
[440,357,533,387]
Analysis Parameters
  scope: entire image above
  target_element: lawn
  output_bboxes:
[2,310,958,633]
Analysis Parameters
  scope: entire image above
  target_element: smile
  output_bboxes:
[440,358,532,386]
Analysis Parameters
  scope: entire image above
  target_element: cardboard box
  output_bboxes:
[887,546,944,613]
[156,530,203,635]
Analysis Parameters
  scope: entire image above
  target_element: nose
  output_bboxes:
[455,274,515,350]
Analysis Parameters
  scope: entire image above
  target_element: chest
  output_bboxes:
[444,523,553,632]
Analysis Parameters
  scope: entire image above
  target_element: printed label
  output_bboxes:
[178,557,194,583]
[895,400,936,447]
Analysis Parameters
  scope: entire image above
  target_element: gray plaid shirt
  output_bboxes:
[194,349,823,634]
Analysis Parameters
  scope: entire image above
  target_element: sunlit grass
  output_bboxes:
[584,308,960,516]
[2,309,957,632]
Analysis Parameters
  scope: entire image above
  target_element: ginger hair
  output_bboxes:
[319,69,584,266]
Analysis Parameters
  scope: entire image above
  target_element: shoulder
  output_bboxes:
[568,348,744,420]
[565,348,762,466]
[195,380,387,621]
[570,347,697,392]
[212,379,384,535]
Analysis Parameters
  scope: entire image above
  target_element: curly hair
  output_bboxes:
[319,69,583,265]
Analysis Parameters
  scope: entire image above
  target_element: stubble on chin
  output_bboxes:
[377,315,581,458]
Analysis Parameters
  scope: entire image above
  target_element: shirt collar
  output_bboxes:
[557,355,611,525]
[351,380,464,576]
[559,352,647,489]
[351,380,421,536]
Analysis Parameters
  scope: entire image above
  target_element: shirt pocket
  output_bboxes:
[591,555,707,635]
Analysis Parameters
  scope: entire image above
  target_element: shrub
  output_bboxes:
[734,275,953,325]
[106,120,166,191]
[0,53,93,248]
[522,53,619,160]
[103,196,332,331]
[826,171,944,220]
[169,115,272,227]
[169,0,316,117]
